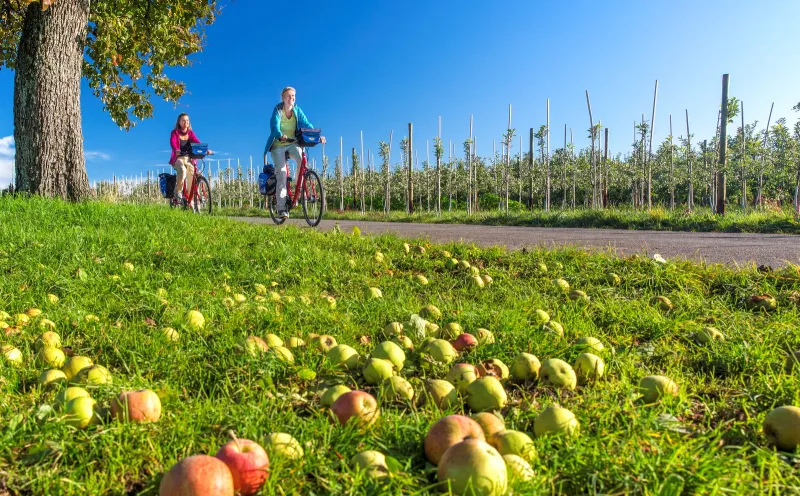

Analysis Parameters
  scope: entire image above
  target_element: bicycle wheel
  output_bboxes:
[193,176,212,214]
[301,170,325,227]
[267,194,285,225]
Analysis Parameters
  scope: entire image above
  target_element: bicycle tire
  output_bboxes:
[301,170,325,227]
[267,194,285,225]
[194,176,212,214]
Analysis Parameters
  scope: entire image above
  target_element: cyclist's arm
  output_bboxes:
[170,131,181,154]
[295,106,313,130]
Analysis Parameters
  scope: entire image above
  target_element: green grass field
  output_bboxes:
[1,198,800,495]
[221,204,800,235]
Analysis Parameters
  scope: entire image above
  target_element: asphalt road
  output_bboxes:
[232,217,800,268]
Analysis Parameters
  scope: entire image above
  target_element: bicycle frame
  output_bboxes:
[181,160,206,203]
[282,148,311,208]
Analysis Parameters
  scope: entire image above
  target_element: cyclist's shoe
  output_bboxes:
[278,210,289,220]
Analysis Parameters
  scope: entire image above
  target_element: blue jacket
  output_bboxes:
[264,103,314,156]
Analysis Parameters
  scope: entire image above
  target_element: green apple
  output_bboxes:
[47,293,60,304]
[0,311,9,321]
[534,405,580,437]
[419,336,436,351]
[477,359,509,380]
[271,346,294,364]
[445,258,459,270]
[382,322,404,339]
[763,405,800,451]
[651,296,673,312]
[540,359,577,390]
[420,304,442,320]
[74,364,112,386]
[746,294,777,311]
[1,345,22,366]
[363,358,395,385]
[465,376,507,412]
[489,430,536,462]
[503,454,535,482]
[185,309,205,330]
[470,275,485,288]
[425,415,486,465]
[243,336,269,356]
[543,321,564,337]
[324,295,337,309]
[233,293,247,303]
[639,375,678,403]
[605,272,621,285]
[446,363,479,393]
[393,335,414,351]
[475,328,495,345]
[533,309,550,325]
[482,274,494,286]
[574,353,605,381]
[37,347,66,368]
[327,344,360,370]
[162,327,180,342]
[254,283,267,295]
[574,336,605,354]
[458,260,471,271]
[437,439,507,496]
[381,375,414,403]
[373,252,385,263]
[424,339,458,365]
[424,380,459,410]
[537,262,548,273]
[65,396,100,429]
[365,287,383,299]
[696,326,725,344]
[568,290,589,302]
[36,331,61,349]
[371,341,406,371]
[321,385,351,408]
[316,335,338,352]
[402,243,411,253]
[264,333,284,347]
[439,322,464,340]
[415,274,429,286]
[288,337,305,348]
[471,412,505,438]
[56,386,90,409]
[351,450,389,480]
[511,353,541,382]
[265,432,304,459]
[39,369,67,388]
[553,278,570,291]
[62,356,93,381]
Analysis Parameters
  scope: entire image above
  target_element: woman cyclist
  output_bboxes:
[169,113,212,204]
[264,86,326,219]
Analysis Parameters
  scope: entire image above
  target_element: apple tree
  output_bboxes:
[0,0,220,200]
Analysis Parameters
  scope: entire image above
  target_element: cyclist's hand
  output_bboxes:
[207,150,214,156]
[279,135,288,142]
[320,136,327,145]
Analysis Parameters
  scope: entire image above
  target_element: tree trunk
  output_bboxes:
[15,0,91,200]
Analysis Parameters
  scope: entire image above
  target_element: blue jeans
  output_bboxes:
[270,143,302,211]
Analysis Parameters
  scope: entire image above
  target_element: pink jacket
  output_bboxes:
[169,129,201,166]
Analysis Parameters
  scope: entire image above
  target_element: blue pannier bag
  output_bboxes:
[259,165,275,195]
[295,128,322,147]
[158,173,176,198]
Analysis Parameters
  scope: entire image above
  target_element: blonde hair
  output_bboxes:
[174,113,191,131]
[281,86,296,98]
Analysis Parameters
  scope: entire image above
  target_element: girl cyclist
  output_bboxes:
[169,113,212,204]
[264,86,326,219]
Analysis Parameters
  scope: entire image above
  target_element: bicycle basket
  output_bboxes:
[190,143,209,159]
[296,128,322,147]
[158,173,176,199]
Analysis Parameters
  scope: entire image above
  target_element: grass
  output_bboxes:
[0,197,800,495]
[222,204,800,234]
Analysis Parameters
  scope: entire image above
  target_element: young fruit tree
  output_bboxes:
[0,0,219,200]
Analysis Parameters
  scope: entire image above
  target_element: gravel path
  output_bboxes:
[232,217,800,268]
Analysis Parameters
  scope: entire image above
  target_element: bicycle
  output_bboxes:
[168,144,213,214]
[264,137,325,227]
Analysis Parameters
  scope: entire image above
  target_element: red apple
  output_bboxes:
[451,333,478,352]
[331,391,379,428]
[424,414,486,465]
[159,454,234,496]
[215,439,270,495]
[111,389,162,423]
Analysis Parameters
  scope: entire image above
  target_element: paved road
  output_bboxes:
[232,217,800,268]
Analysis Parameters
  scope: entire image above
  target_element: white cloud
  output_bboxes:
[85,151,111,161]
[0,136,14,189]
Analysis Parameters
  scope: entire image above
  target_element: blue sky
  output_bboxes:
[1,0,799,187]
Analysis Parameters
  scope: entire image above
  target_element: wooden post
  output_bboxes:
[505,106,511,213]
[529,127,534,210]
[603,127,609,208]
[563,124,567,208]
[339,137,344,212]
[352,147,358,210]
[756,103,774,208]
[585,90,595,208]
[437,116,442,215]
[408,123,413,214]
[669,115,674,210]
[686,110,693,211]
[545,99,550,212]
[647,80,658,209]
[716,74,729,215]
[740,102,746,212]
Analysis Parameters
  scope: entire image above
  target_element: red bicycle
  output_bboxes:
[265,138,325,227]
[169,145,213,214]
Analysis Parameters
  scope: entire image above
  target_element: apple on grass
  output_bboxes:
[471,412,505,438]
[321,385,351,408]
[363,358,395,385]
[351,450,389,480]
[511,353,541,382]
[270,346,294,364]
[424,415,486,466]
[37,347,66,368]
[423,380,459,410]
[438,322,464,340]
[111,389,162,422]
[574,353,605,381]
[488,430,536,462]
[61,355,93,381]
[65,396,100,429]
[2,345,23,366]
[638,375,678,403]
[184,310,205,331]
[35,331,61,350]
[331,391,379,428]
[451,333,478,352]
[437,439,507,496]
[763,405,800,451]
[371,341,406,370]
[56,386,90,409]
[243,336,269,356]
[264,433,304,460]
[477,359,509,380]
[540,359,577,390]
[534,405,580,437]
[316,335,338,352]
[159,455,235,496]
[424,339,458,365]
[288,337,305,348]
[264,334,283,348]
[382,322,404,339]
[503,454,535,482]
[574,336,605,354]
[381,376,414,403]
[326,344,360,370]
[74,364,112,386]
[419,304,442,321]
[39,369,68,388]
[465,376,507,412]
[215,439,269,495]
[446,363,479,394]
[475,328,495,345]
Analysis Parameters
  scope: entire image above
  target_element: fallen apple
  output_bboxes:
[56,386,90,409]
[363,358,395,385]
[574,353,605,381]
[270,346,294,364]
[482,274,494,286]
[287,337,305,348]
[533,405,580,437]
[510,353,541,382]
[243,336,269,357]
[533,309,550,325]
[264,433,304,459]
[61,355,93,381]
[159,454,235,496]
[503,453,535,482]
[393,335,414,351]
[605,272,621,285]
[574,336,605,354]
[415,274,429,286]
[553,278,570,291]
[74,364,112,386]
[763,405,800,451]
[381,375,414,403]
[437,439,507,496]
[111,389,162,422]
[440,322,464,341]
[38,318,56,331]
[540,359,577,390]
[316,335,338,352]
[371,341,406,370]
[471,412,505,438]
[451,333,478,352]
[331,391,379,428]
[696,326,725,344]
[470,274,485,288]
[162,327,180,342]
[477,359,509,380]
[36,346,66,368]
[321,385,352,408]
[424,414,486,465]
[350,450,389,480]
[568,290,589,302]
[475,328,495,345]
[651,296,673,312]
[489,429,536,462]
[65,396,100,429]
[1,344,22,366]
[542,321,564,337]
[638,375,679,403]
[364,287,383,299]
[420,304,442,321]
[746,294,777,311]
[465,376,507,412]
[382,322,404,339]
[423,379,459,410]
[264,334,283,347]
[185,310,205,330]
[35,331,61,350]
[424,339,458,365]
[327,344,360,370]
[215,439,269,495]
[446,363,479,393]
[39,369,68,388]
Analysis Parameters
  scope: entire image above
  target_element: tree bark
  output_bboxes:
[14,0,91,200]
